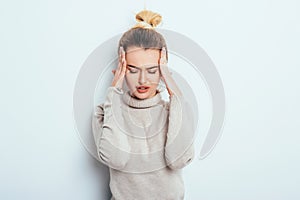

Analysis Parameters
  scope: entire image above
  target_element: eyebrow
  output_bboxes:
[127,65,158,69]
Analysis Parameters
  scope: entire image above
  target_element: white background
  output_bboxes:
[1,0,300,199]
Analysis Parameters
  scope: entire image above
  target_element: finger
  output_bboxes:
[121,47,125,64]
[161,47,166,58]
[159,63,169,77]
[120,58,127,76]
[116,52,124,75]
[115,63,121,76]
[119,46,125,62]
[115,47,124,73]
[119,46,123,62]
[160,59,167,66]
[160,47,167,64]
[119,47,126,75]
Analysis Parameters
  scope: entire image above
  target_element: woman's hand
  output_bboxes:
[111,46,127,88]
[159,47,182,97]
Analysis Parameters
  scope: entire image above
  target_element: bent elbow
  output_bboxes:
[166,155,194,170]
[97,143,129,170]
[165,145,195,170]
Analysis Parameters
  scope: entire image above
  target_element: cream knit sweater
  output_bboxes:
[92,86,195,200]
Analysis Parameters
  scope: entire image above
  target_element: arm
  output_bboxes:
[159,47,195,170]
[164,93,196,170]
[92,87,131,170]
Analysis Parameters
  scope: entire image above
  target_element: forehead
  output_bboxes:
[125,47,160,66]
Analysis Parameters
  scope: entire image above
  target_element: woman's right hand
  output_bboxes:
[111,46,127,88]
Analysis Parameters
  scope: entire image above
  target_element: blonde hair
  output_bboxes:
[132,10,162,29]
[118,9,168,59]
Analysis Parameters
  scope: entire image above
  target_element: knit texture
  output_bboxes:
[92,86,195,200]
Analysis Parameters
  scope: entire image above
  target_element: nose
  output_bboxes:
[138,70,146,85]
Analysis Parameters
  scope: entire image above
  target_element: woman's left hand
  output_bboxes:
[159,47,182,97]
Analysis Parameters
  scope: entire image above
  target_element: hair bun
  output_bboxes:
[133,10,162,29]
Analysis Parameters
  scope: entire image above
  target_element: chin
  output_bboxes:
[132,89,156,100]
[132,92,149,100]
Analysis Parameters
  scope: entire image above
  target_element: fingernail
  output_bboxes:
[120,46,125,54]
[162,47,166,52]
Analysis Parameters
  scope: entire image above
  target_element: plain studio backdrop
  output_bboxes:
[1,0,299,199]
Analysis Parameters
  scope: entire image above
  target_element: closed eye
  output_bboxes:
[147,69,157,74]
[127,66,138,73]
[127,65,158,74]
[147,66,158,74]
[129,69,138,73]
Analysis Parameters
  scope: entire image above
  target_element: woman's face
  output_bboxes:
[125,46,161,100]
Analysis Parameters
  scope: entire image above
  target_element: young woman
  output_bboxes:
[92,10,195,200]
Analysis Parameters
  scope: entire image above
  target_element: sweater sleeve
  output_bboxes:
[92,86,130,170]
[164,93,196,170]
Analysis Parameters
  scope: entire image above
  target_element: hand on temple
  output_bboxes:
[111,46,127,89]
[159,47,182,97]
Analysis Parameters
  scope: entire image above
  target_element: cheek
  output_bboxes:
[147,74,161,84]
[125,73,138,80]
[125,73,161,87]
[125,74,138,87]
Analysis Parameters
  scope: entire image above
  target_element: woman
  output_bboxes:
[92,9,195,200]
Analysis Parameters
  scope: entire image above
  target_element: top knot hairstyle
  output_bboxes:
[118,10,168,59]
[133,10,162,29]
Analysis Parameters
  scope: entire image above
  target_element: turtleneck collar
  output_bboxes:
[122,90,162,108]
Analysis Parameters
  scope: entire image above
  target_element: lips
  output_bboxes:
[136,85,150,93]
[137,85,150,90]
